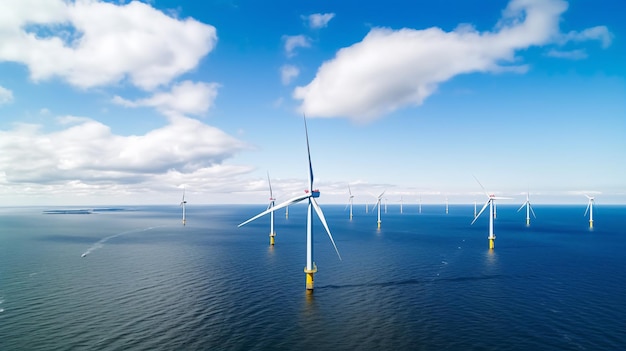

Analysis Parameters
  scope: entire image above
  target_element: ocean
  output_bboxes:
[1,204,625,350]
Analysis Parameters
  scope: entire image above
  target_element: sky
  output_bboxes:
[0,0,624,207]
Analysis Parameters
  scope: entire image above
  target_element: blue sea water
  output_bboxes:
[0,204,625,350]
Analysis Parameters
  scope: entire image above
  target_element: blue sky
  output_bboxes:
[0,0,624,206]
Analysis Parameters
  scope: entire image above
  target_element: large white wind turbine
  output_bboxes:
[238,117,341,291]
[471,177,511,250]
[584,195,595,228]
[180,187,187,226]
[346,185,354,220]
[371,191,385,228]
[517,192,536,226]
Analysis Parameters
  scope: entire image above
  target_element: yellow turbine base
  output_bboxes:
[269,233,275,246]
[526,218,530,226]
[377,221,381,229]
[182,219,186,226]
[589,220,593,228]
[304,265,318,290]
[489,238,495,250]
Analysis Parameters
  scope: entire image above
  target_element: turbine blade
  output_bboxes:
[303,116,314,191]
[379,190,386,198]
[267,171,273,199]
[492,196,513,200]
[517,202,525,212]
[312,198,342,260]
[529,204,537,218]
[584,202,590,217]
[471,200,490,225]
[239,194,309,227]
[348,184,352,196]
[473,175,489,198]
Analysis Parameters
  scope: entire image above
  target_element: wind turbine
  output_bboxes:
[445,196,449,214]
[584,195,595,228]
[418,195,422,214]
[180,187,187,226]
[238,117,341,290]
[345,185,354,220]
[399,196,404,214]
[517,192,536,226]
[267,172,277,245]
[471,177,511,250]
[372,191,385,228]
[474,200,477,217]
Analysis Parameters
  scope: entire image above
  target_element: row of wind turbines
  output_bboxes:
[176,117,597,292]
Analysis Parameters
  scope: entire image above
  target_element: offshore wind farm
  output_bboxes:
[0,0,624,350]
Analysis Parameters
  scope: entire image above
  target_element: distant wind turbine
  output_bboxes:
[419,196,422,214]
[399,196,403,214]
[471,176,511,250]
[517,192,536,226]
[238,117,341,291]
[474,200,477,217]
[445,196,449,214]
[584,195,595,228]
[372,191,385,229]
[180,187,187,226]
[267,172,277,245]
[346,185,354,220]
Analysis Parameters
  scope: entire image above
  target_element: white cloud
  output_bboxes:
[0,115,250,187]
[0,86,13,104]
[306,13,335,29]
[293,0,612,122]
[112,80,219,116]
[283,35,310,57]
[280,65,300,85]
[0,0,217,90]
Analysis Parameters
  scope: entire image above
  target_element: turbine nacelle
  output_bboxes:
[305,189,320,198]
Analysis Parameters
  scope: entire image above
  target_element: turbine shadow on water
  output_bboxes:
[317,274,513,290]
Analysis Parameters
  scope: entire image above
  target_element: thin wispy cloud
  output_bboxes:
[306,13,335,29]
[0,0,217,90]
[0,86,13,104]
[546,49,587,60]
[280,65,300,85]
[283,35,310,57]
[294,0,612,122]
[112,81,220,117]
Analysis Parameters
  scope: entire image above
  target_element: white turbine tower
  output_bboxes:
[517,192,536,226]
[399,196,404,214]
[471,177,511,250]
[180,187,187,226]
[346,185,354,220]
[445,196,449,214]
[238,117,341,291]
[584,195,595,228]
[474,200,477,217]
[371,191,385,229]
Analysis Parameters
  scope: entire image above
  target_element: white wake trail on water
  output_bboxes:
[81,226,166,257]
